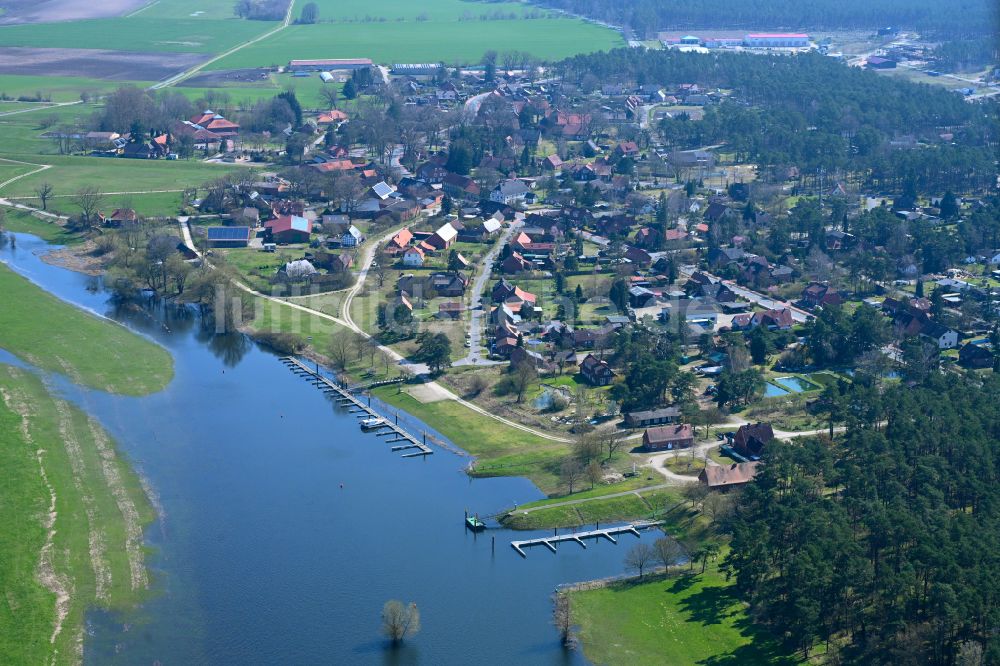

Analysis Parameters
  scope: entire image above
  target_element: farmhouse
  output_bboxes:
[624,407,681,428]
[428,222,458,250]
[731,422,774,460]
[642,424,694,451]
[699,462,760,489]
[188,110,240,137]
[579,354,615,386]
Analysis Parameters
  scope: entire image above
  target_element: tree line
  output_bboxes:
[725,373,1000,663]
[529,0,996,38]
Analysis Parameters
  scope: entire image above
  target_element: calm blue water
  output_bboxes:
[773,376,820,393]
[2,233,660,665]
[763,383,790,397]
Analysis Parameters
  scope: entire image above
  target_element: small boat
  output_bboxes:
[360,417,385,431]
[465,514,486,532]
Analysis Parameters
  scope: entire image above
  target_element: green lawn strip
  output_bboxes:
[0,18,275,53]
[0,264,173,395]
[504,489,683,530]
[0,365,155,663]
[1,210,81,245]
[206,19,623,70]
[569,556,800,666]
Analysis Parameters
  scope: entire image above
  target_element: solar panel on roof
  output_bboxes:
[207,226,251,240]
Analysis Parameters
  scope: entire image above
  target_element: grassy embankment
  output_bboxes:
[568,554,800,666]
[0,263,174,394]
[2,209,81,244]
[0,265,172,663]
[0,366,157,665]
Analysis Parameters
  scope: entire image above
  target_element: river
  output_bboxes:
[1,232,660,665]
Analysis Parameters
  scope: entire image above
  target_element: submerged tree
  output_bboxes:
[381,600,420,644]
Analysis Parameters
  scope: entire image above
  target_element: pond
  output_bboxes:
[2,232,661,665]
[763,383,791,398]
[773,376,821,393]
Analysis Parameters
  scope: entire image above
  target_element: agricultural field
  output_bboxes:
[0,17,275,54]
[290,0,536,22]
[207,18,623,69]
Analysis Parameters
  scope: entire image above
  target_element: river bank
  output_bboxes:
[1,230,671,664]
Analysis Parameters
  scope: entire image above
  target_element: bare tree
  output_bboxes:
[573,432,602,464]
[560,457,584,494]
[682,482,709,509]
[585,460,603,489]
[624,542,656,578]
[653,536,684,573]
[73,186,105,229]
[702,492,733,525]
[603,429,623,462]
[511,362,536,403]
[328,334,353,370]
[381,600,420,643]
[35,182,54,211]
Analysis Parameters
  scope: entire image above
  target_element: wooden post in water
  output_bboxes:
[492,535,495,553]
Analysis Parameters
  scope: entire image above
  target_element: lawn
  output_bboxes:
[0,365,155,664]
[570,558,800,666]
[206,18,623,69]
[0,263,174,395]
[0,18,275,53]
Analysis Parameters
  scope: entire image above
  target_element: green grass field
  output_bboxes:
[0,18,274,53]
[291,0,533,21]
[570,559,799,666]
[135,0,240,20]
[0,76,147,103]
[0,263,174,395]
[0,365,155,665]
[207,18,623,69]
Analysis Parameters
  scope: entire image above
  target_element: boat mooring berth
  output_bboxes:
[510,521,661,558]
[280,357,433,457]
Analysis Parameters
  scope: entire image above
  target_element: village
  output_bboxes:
[49,52,990,505]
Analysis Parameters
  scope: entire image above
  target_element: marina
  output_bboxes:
[280,356,434,457]
[510,521,661,558]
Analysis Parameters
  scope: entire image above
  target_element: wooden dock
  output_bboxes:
[280,357,433,457]
[510,521,660,558]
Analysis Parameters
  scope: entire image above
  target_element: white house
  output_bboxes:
[922,322,959,349]
[402,246,425,267]
[490,179,530,205]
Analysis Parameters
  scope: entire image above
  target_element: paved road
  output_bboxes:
[453,217,522,367]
